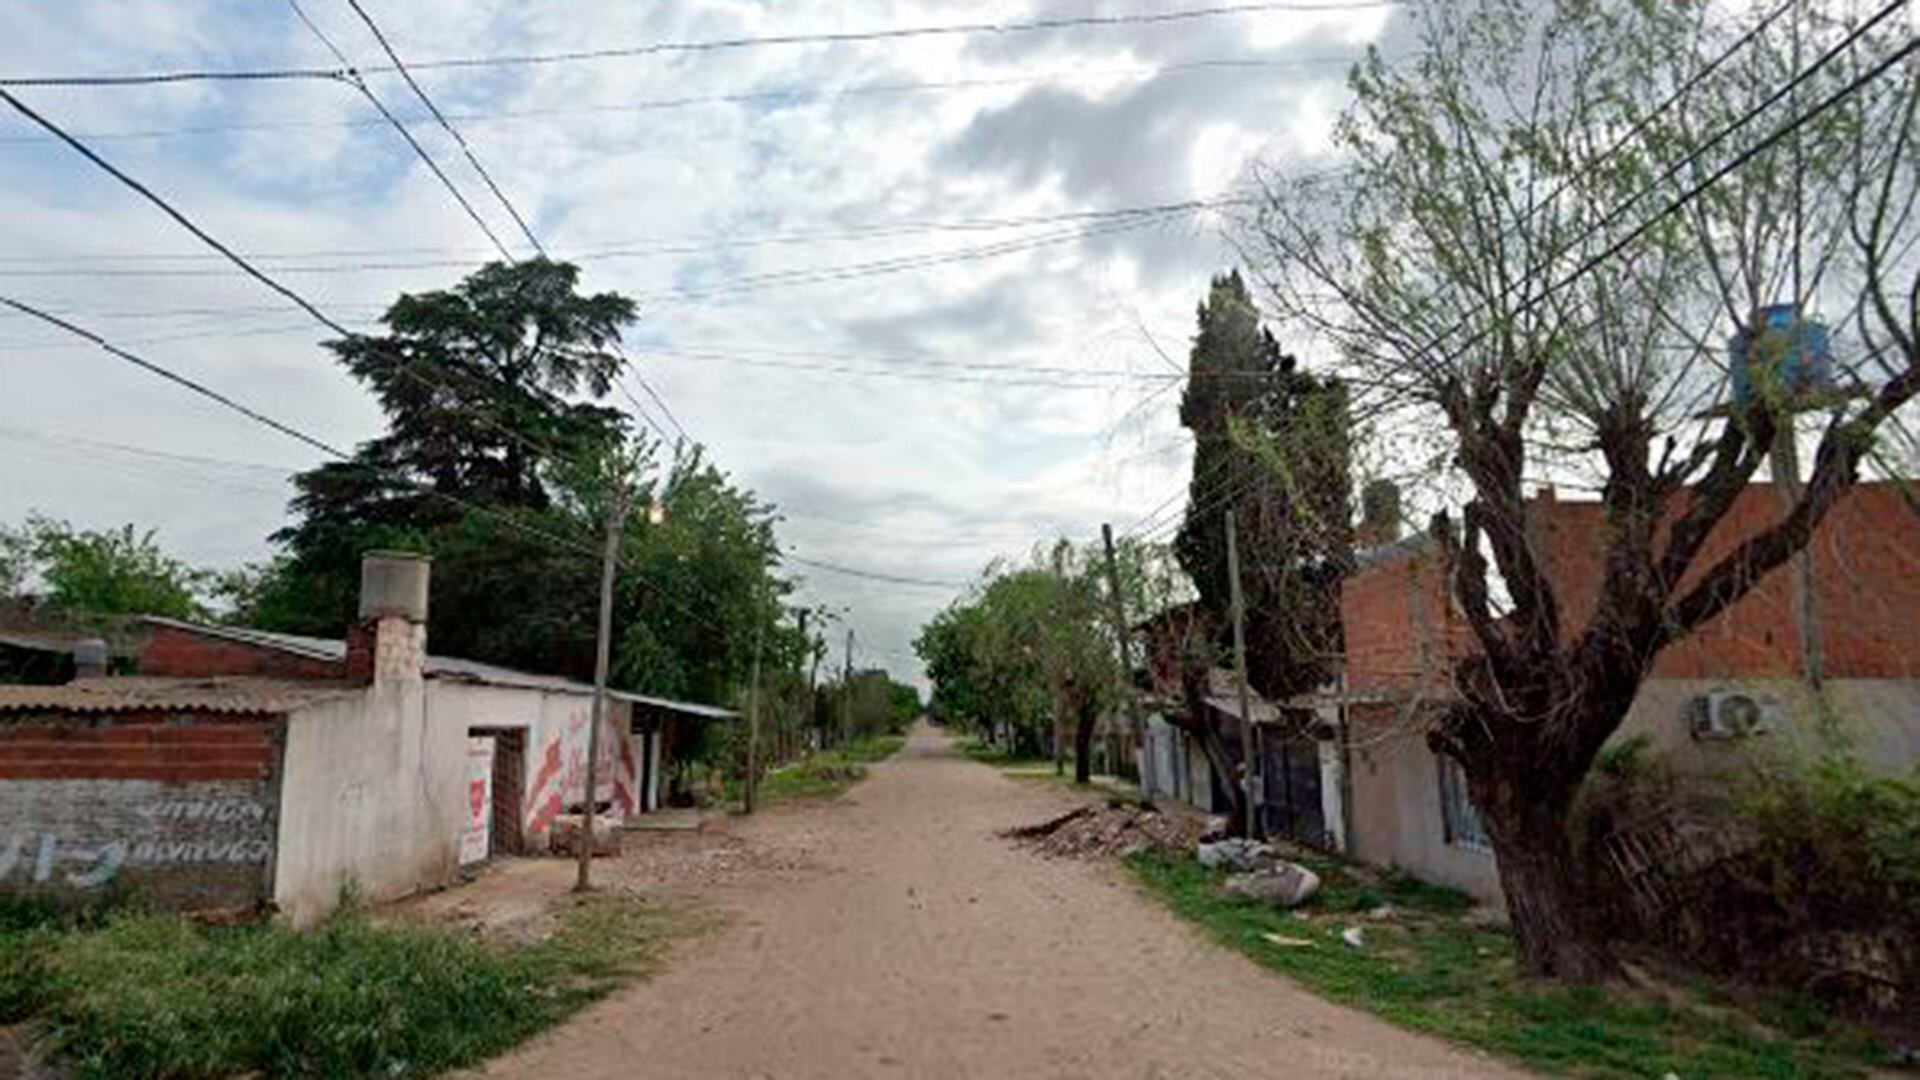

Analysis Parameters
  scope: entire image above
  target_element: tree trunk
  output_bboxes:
[1072,704,1095,785]
[1192,719,1247,835]
[1475,782,1619,982]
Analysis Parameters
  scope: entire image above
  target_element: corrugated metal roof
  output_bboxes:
[616,692,740,721]
[139,617,739,721]
[142,617,344,661]
[0,676,356,714]
[1203,668,1283,725]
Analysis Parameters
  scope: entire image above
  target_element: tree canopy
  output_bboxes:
[1174,270,1353,703]
[1245,0,1920,979]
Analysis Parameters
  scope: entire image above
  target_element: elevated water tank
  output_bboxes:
[1728,303,1833,409]
[359,550,431,623]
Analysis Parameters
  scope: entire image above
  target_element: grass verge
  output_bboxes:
[1128,849,1893,1080]
[958,737,1050,768]
[748,733,906,803]
[0,893,689,1079]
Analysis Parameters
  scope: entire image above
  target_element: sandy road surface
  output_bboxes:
[466,725,1526,1080]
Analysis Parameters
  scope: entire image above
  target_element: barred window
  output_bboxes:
[1437,755,1491,853]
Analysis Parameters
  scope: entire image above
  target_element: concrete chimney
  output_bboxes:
[71,637,108,681]
[346,550,430,684]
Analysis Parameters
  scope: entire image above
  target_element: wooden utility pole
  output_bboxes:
[1100,523,1146,796]
[1225,509,1259,839]
[745,615,764,814]
[796,608,815,759]
[841,627,855,745]
[576,476,629,892]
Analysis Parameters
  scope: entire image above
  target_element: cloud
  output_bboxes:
[0,0,1390,687]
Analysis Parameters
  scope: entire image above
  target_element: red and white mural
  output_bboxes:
[522,704,635,842]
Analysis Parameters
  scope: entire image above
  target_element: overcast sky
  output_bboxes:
[0,0,1398,689]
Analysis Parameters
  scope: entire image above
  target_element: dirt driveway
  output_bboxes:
[464,725,1527,1080]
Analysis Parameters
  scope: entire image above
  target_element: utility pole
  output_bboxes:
[796,607,814,759]
[576,472,630,892]
[745,614,764,815]
[841,627,855,746]
[1101,523,1146,797]
[1225,509,1259,840]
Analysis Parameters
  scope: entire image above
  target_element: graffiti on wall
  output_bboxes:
[0,795,272,890]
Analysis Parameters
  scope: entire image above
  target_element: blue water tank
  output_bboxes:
[1728,303,1833,409]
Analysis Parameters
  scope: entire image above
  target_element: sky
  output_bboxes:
[0,0,1401,691]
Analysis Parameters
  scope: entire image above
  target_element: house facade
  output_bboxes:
[0,551,735,924]
[1324,481,1920,904]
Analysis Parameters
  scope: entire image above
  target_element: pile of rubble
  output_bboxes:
[1198,837,1322,909]
[1002,800,1207,860]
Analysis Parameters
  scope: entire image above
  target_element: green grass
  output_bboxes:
[958,737,1050,767]
[0,894,690,1079]
[1128,850,1891,1080]
[743,734,906,803]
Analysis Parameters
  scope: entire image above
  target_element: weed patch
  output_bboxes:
[8,893,686,1079]
[748,735,905,803]
[1128,850,1891,1079]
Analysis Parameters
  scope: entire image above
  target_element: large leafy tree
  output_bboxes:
[1248,0,1919,979]
[916,536,1183,782]
[259,258,634,638]
[15,517,209,621]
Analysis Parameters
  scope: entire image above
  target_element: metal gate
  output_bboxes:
[1259,735,1327,846]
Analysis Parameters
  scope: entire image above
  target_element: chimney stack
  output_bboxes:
[1357,479,1402,548]
[345,550,430,684]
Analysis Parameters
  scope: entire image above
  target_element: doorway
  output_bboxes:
[468,726,526,858]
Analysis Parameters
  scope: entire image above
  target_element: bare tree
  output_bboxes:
[1245,0,1918,979]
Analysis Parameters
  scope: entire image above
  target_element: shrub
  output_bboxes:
[16,896,677,1079]
[1580,745,1920,1023]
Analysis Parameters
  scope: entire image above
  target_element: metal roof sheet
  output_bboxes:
[139,617,739,720]
[0,676,356,715]
[142,617,344,661]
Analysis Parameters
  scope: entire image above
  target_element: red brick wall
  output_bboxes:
[140,625,342,680]
[1340,545,1474,694]
[1532,483,1920,680]
[1339,482,1920,692]
[1,711,284,912]
[0,711,278,782]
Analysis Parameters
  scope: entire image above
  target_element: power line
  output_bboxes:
[0,295,617,561]
[1420,3,1912,382]
[0,296,346,461]
[340,0,546,257]
[0,58,1367,146]
[390,1,1403,72]
[0,198,1247,272]
[643,351,1174,391]
[1,2,1400,87]
[0,66,342,89]
[0,85,614,492]
[283,0,517,260]
[783,553,967,591]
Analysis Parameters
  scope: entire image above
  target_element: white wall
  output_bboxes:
[425,680,636,850]
[1618,677,1920,773]
[272,618,462,926]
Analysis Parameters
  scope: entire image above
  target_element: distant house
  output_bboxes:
[1133,603,1336,846]
[0,552,735,924]
[0,599,143,684]
[1314,481,1920,904]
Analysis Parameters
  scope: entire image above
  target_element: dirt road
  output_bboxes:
[468,726,1526,1080]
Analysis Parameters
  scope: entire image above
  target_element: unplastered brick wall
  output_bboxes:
[141,624,341,680]
[0,710,285,912]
